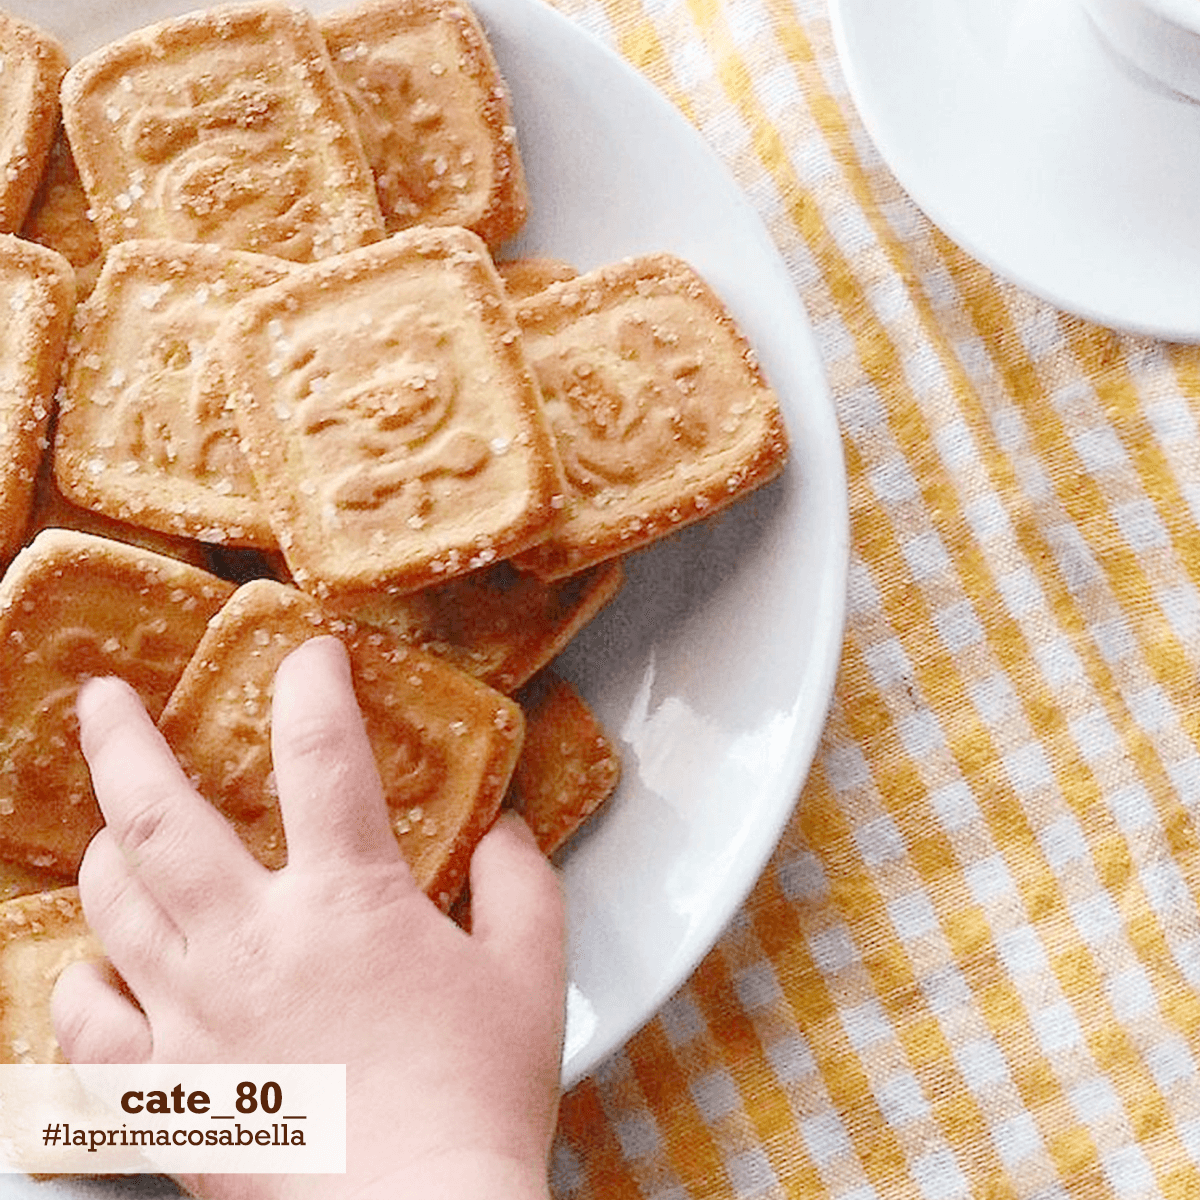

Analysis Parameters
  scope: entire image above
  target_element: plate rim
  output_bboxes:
[829,0,1200,342]
[502,0,849,1085]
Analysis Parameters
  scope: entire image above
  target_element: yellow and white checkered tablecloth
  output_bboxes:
[545,1,1200,1197]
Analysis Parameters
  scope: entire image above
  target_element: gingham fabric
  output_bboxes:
[545,2,1200,1198]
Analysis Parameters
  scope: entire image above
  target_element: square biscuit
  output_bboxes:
[507,671,620,856]
[0,13,69,234]
[60,1,385,261]
[0,235,76,566]
[513,253,789,578]
[0,529,235,874]
[321,0,527,247]
[21,127,104,300]
[0,887,101,1064]
[219,225,565,598]
[53,239,291,547]
[158,578,525,907]
[332,557,623,694]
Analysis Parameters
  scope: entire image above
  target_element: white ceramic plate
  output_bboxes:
[830,0,1200,342]
[3,0,848,1193]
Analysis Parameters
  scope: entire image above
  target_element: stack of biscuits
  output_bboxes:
[0,0,790,1062]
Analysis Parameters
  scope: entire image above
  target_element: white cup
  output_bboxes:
[1081,0,1200,100]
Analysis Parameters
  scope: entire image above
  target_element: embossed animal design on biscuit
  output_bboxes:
[0,620,183,801]
[288,306,493,518]
[113,322,256,492]
[533,312,709,494]
[206,689,444,821]
[339,55,463,226]
[126,79,321,259]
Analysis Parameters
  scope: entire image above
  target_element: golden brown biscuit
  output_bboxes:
[497,256,577,302]
[0,529,235,874]
[53,239,290,547]
[333,557,623,693]
[0,859,71,905]
[60,1,385,260]
[220,225,565,598]
[507,671,620,855]
[0,887,102,1064]
[24,457,212,570]
[20,127,104,300]
[158,578,525,908]
[0,13,68,234]
[322,0,527,247]
[0,235,75,567]
[514,253,789,578]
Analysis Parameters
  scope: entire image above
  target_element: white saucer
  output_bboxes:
[830,0,1200,341]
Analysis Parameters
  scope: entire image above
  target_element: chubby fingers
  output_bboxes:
[469,813,567,1111]
[52,958,152,1064]
[75,827,187,1003]
[77,677,263,928]
[470,812,567,998]
[270,636,405,872]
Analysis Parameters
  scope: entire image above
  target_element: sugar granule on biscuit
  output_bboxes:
[321,0,528,246]
[514,253,789,579]
[60,1,385,260]
[53,239,290,548]
[0,12,69,235]
[0,235,76,567]
[0,530,234,874]
[219,224,565,598]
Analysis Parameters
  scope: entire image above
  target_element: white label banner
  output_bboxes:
[0,1063,345,1175]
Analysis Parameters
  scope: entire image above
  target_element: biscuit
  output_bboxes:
[219,225,565,597]
[0,887,101,1064]
[158,578,525,907]
[0,529,235,874]
[507,671,619,855]
[0,235,76,567]
[333,557,623,693]
[20,127,104,300]
[53,239,290,547]
[497,256,577,302]
[0,13,69,234]
[321,0,527,246]
[513,253,789,578]
[25,458,212,571]
[60,1,385,260]
[0,860,71,906]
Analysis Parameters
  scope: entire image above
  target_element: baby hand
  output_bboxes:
[51,635,566,1200]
